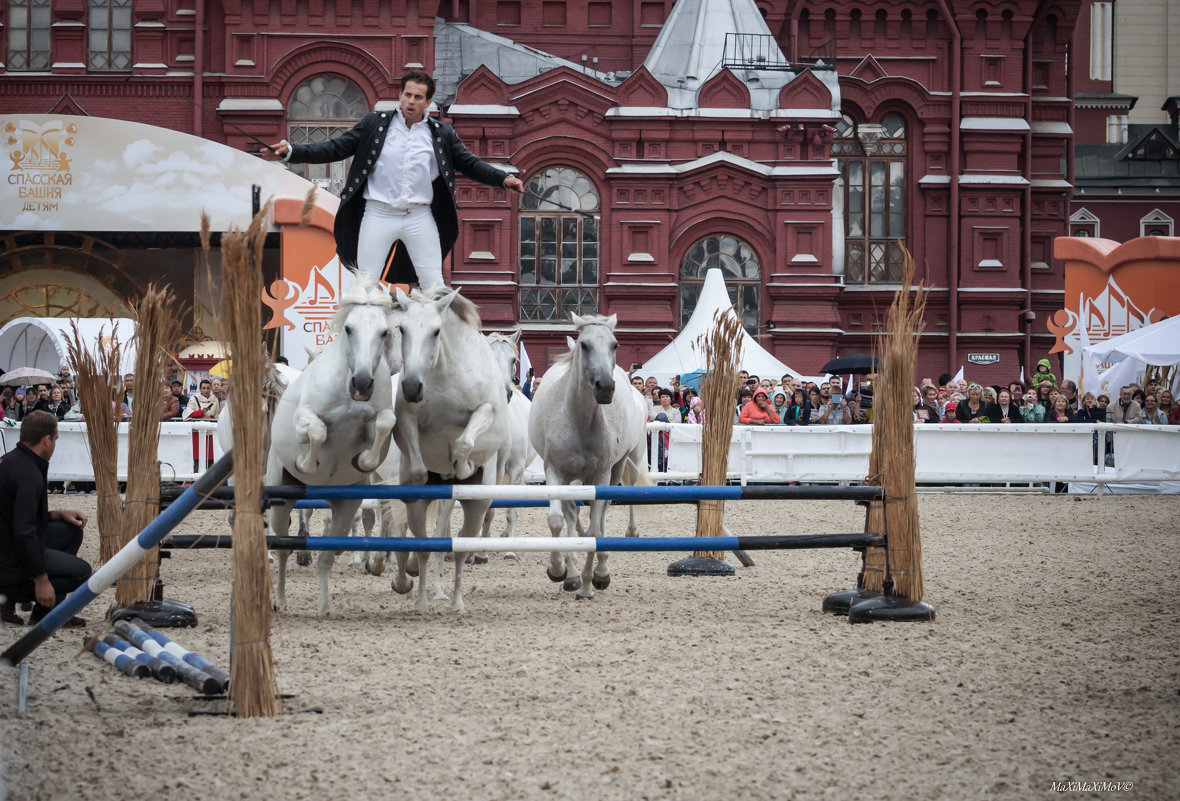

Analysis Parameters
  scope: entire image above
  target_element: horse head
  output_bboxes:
[570,312,619,404]
[488,330,522,403]
[333,276,394,402]
[393,286,460,404]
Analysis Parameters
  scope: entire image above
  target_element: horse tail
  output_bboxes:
[622,449,652,487]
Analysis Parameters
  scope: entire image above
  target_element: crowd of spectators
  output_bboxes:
[620,362,1180,430]
[0,364,228,425]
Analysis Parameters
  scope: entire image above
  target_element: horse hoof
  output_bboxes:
[547,567,566,583]
[406,564,419,578]
[562,579,582,592]
[391,578,413,595]
[365,560,386,577]
[575,594,594,602]
[592,574,611,590]
[296,552,312,567]
[471,555,489,565]
[503,553,518,561]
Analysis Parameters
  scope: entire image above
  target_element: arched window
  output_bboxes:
[518,166,600,321]
[679,234,761,333]
[286,74,370,197]
[833,111,908,283]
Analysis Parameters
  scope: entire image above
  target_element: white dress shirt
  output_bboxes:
[364,110,439,207]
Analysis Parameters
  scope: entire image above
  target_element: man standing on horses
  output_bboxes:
[262,71,524,288]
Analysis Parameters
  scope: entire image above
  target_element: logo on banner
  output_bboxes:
[6,119,75,212]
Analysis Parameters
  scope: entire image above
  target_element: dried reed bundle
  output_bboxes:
[117,284,182,606]
[693,308,744,559]
[217,201,280,717]
[861,246,927,600]
[64,320,125,563]
[300,185,317,227]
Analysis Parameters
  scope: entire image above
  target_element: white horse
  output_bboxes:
[528,313,648,600]
[269,276,398,615]
[432,330,540,564]
[388,287,507,614]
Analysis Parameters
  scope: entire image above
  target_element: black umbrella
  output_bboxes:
[819,353,879,374]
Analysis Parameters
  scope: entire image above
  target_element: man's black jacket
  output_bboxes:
[288,111,510,284]
[0,442,50,583]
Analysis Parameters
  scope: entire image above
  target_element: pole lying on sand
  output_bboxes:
[114,619,221,695]
[1,451,235,668]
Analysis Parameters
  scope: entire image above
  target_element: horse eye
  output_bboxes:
[344,325,353,336]
[611,342,618,350]
[431,330,440,339]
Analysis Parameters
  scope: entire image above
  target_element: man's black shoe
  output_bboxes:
[27,605,87,628]
[1,602,23,625]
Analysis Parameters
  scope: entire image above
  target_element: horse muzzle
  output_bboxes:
[350,374,374,401]
[401,376,425,404]
[593,380,615,405]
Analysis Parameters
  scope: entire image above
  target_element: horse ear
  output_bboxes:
[434,288,459,314]
[394,287,411,308]
[570,312,584,328]
[509,329,522,347]
[566,336,577,351]
[606,314,618,329]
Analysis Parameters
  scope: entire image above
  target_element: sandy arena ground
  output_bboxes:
[1,492,1177,801]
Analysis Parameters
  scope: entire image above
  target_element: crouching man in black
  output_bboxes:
[0,411,90,627]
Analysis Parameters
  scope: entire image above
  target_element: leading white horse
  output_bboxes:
[529,313,648,600]
[388,286,507,614]
[269,275,398,615]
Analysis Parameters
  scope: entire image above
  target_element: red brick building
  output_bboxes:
[1,0,1086,382]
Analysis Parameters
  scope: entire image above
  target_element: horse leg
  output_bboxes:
[451,401,495,480]
[474,505,493,564]
[405,498,432,614]
[270,501,294,612]
[296,509,313,566]
[365,500,392,576]
[352,504,376,566]
[561,500,581,592]
[356,407,395,473]
[293,405,327,475]
[576,498,610,600]
[318,498,362,617]
[431,500,452,601]
[398,411,428,485]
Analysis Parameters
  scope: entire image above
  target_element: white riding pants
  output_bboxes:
[356,200,444,289]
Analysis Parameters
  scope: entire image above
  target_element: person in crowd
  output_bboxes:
[739,388,780,425]
[1142,393,1168,425]
[210,377,227,404]
[955,384,989,423]
[182,379,221,420]
[45,387,70,421]
[845,392,871,424]
[530,377,542,397]
[1109,386,1143,424]
[1047,394,1075,423]
[914,385,940,423]
[1097,393,1110,413]
[649,388,682,424]
[170,379,189,410]
[159,383,181,421]
[1076,392,1105,423]
[629,375,644,393]
[825,391,851,424]
[30,385,51,414]
[782,388,811,426]
[1008,382,1024,400]
[981,386,998,407]
[262,71,524,287]
[686,396,705,424]
[120,373,134,418]
[1157,389,1174,421]
[1022,390,1044,423]
[1031,358,1057,388]
[771,391,788,420]
[808,387,831,424]
[644,376,659,395]
[679,387,697,418]
[0,411,90,627]
[735,387,755,420]
[987,388,1023,424]
[0,388,17,421]
[1035,380,1055,413]
[56,378,74,408]
[1059,380,1079,410]
[521,367,536,399]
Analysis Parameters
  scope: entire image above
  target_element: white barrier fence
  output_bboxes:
[2,419,1177,488]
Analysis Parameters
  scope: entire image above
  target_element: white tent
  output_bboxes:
[0,317,137,376]
[1085,315,1180,366]
[638,269,803,384]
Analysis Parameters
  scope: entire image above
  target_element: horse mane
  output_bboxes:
[409,285,482,330]
[331,274,392,331]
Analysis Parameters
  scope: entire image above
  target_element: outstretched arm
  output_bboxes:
[260,113,376,165]
[444,125,524,193]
